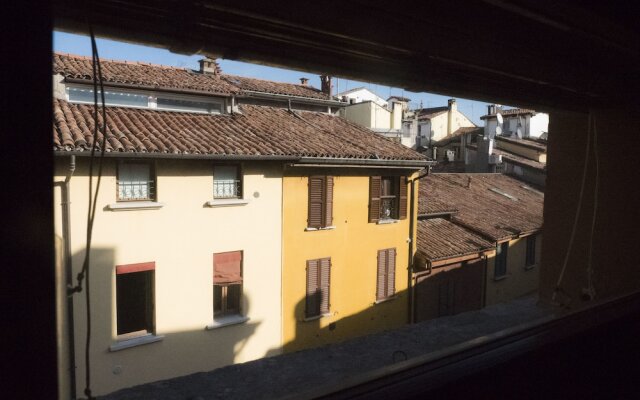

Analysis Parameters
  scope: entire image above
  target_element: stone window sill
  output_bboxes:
[303,313,332,322]
[374,295,398,305]
[107,201,164,211]
[377,219,399,225]
[109,333,164,352]
[305,226,336,231]
[205,199,250,207]
[206,315,249,330]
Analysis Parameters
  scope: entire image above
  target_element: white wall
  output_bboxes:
[529,113,549,138]
[337,88,387,107]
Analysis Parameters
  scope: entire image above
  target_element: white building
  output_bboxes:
[482,105,549,139]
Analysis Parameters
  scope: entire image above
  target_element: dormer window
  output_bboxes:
[67,87,148,108]
[156,97,222,114]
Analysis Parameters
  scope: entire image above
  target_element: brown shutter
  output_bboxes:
[369,176,381,223]
[214,251,243,284]
[319,258,331,314]
[387,249,396,297]
[398,176,408,220]
[306,259,320,318]
[308,176,324,228]
[376,250,386,300]
[324,176,334,227]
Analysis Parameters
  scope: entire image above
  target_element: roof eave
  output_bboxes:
[294,157,432,168]
[53,150,300,162]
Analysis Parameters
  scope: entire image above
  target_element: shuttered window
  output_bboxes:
[306,257,331,318]
[115,262,155,339]
[369,176,407,222]
[525,235,536,267]
[213,251,243,317]
[117,161,156,201]
[308,176,334,228]
[376,248,396,301]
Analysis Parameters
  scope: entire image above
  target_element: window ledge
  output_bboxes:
[303,313,332,322]
[107,201,164,211]
[374,295,398,305]
[305,226,336,231]
[109,334,164,352]
[206,199,249,207]
[494,275,508,281]
[206,315,249,330]
[377,219,399,225]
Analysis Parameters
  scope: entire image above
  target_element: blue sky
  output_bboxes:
[54,31,493,125]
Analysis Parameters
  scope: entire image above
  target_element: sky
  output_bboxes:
[53,31,493,125]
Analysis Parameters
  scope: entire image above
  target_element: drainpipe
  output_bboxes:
[58,155,77,399]
[407,166,431,324]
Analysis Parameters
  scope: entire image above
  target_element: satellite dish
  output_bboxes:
[495,125,502,136]
[496,113,503,124]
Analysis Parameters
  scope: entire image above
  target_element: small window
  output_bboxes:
[117,162,156,201]
[308,176,334,228]
[213,165,242,199]
[157,97,222,114]
[368,176,408,222]
[525,235,536,267]
[495,242,509,278]
[213,251,243,318]
[116,262,155,339]
[306,258,331,318]
[376,248,396,301]
[67,87,149,108]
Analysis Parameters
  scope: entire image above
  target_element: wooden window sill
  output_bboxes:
[109,333,164,352]
[305,226,336,231]
[206,199,250,207]
[107,201,164,211]
[206,315,249,330]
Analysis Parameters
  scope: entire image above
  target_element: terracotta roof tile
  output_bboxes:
[495,135,547,152]
[416,218,495,261]
[222,74,329,100]
[52,99,426,162]
[419,173,544,241]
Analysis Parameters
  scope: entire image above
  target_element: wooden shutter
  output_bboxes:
[376,250,386,300]
[369,176,381,223]
[308,176,324,228]
[319,258,331,314]
[324,176,334,227]
[306,259,320,318]
[398,176,408,220]
[387,249,396,297]
[213,251,243,284]
[377,249,396,300]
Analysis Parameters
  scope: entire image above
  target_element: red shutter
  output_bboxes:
[116,261,155,274]
[376,250,386,300]
[369,176,381,223]
[308,176,324,228]
[324,176,334,227]
[398,176,408,220]
[319,258,331,314]
[387,249,396,297]
[306,259,320,318]
[213,251,242,284]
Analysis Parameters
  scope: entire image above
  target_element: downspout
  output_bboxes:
[60,155,77,399]
[407,166,431,324]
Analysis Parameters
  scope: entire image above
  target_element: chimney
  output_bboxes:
[448,98,457,112]
[299,77,309,85]
[320,75,333,97]
[447,98,456,135]
[198,58,220,75]
[488,104,495,115]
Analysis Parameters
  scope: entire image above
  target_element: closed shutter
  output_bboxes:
[377,249,396,300]
[398,176,408,220]
[319,258,331,314]
[387,249,396,297]
[376,250,386,300]
[306,259,320,318]
[369,176,382,223]
[324,177,334,227]
[308,176,324,228]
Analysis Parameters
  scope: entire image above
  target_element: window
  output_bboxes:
[116,262,155,339]
[213,165,242,199]
[213,251,243,317]
[376,248,396,301]
[67,87,149,108]
[368,176,407,222]
[495,242,509,278]
[117,161,155,201]
[307,176,334,228]
[157,97,223,114]
[306,257,331,318]
[525,235,536,267]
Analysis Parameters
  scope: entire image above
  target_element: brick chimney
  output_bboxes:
[320,75,332,97]
[198,58,220,75]
[299,77,309,85]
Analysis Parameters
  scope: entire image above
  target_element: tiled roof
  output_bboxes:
[52,99,426,162]
[221,74,330,100]
[495,135,547,152]
[481,108,536,120]
[53,53,240,95]
[430,160,467,173]
[416,218,494,262]
[387,96,411,102]
[432,127,482,147]
[493,148,546,171]
[417,106,448,120]
[419,173,544,241]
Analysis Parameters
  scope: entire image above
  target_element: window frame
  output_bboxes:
[213,164,243,200]
[114,262,156,341]
[369,176,408,223]
[305,257,331,319]
[494,241,509,279]
[116,160,157,202]
[525,235,537,268]
[376,248,397,302]
[213,251,243,319]
[307,175,334,229]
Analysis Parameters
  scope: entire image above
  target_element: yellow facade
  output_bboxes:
[282,169,418,352]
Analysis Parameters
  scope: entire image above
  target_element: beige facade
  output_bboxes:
[427,109,475,143]
[54,157,284,396]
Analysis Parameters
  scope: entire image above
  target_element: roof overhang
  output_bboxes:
[292,156,432,169]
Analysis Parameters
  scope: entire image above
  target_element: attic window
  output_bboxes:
[67,87,148,107]
[156,97,222,114]
[489,187,518,201]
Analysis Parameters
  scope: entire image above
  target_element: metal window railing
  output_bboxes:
[118,180,155,201]
[380,197,397,220]
[213,179,241,199]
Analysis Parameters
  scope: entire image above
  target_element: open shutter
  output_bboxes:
[306,259,320,318]
[376,250,386,300]
[319,258,331,314]
[387,249,396,297]
[308,176,324,228]
[369,176,381,223]
[398,176,408,220]
[213,251,243,284]
[324,176,334,227]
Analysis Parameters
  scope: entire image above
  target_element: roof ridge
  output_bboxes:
[222,74,322,91]
[53,51,192,72]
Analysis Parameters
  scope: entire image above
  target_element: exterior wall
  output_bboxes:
[54,157,283,396]
[338,88,387,107]
[496,140,545,162]
[429,114,449,141]
[390,102,403,130]
[282,170,417,352]
[372,102,392,130]
[485,234,542,306]
[504,163,547,187]
[340,102,375,128]
[529,113,549,138]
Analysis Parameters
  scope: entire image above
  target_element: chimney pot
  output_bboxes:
[198,58,220,75]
